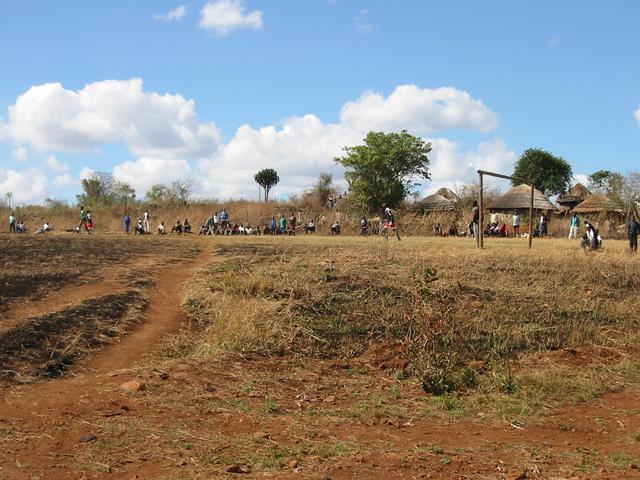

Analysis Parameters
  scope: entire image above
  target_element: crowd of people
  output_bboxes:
[5,204,640,253]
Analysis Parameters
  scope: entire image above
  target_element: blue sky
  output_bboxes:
[1,0,639,204]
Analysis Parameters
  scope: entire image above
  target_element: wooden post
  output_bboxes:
[476,170,536,250]
[529,184,534,249]
[479,172,484,248]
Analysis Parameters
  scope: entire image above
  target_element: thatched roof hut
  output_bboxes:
[434,187,459,203]
[557,183,590,210]
[573,194,623,214]
[414,194,456,213]
[488,184,555,212]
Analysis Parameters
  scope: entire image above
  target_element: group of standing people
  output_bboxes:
[7,212,27,233]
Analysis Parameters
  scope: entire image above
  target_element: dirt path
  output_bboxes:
[0,246,213,479]
[85,253,204,374]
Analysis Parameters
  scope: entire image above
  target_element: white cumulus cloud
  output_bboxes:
[45,155,69,173]
[2,79,506,203]
[198,115,360,198]
[199,0,263,36]
[113,157,193,196]
[1,79,221,159]
[154,5,187,21]
[0,167,48,204]
[197,85,502,200]
[52,173,74,189]
[424,138,516,195]
[11,146,29,162]
[340,85,498,134]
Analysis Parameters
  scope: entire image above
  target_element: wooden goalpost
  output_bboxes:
[477,169,535,249]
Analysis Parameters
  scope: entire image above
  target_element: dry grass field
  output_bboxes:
[1,233,640,479]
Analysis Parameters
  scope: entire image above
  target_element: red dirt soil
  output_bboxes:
[2,246,640,479]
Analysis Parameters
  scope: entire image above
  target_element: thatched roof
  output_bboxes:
[573,194,624,214]
[434,187,459,203]
[414,194,456,213]
[488,184,555,211]
[557,183,590,206]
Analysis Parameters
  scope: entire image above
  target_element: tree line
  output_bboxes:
[62,131,639,217]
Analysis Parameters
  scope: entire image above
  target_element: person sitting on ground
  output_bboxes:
[205,213,215,234]
[16,219,26,233]
[331,220,341,235]
[36,221,50,234]
[245,224,254,235]
[489,210,499,230]
[434,223,443,236]
[582,221,601,250]
[171,220,183,234]
[499,223,508,237]
[134,219,145,235]
[183,218,191,233]
[448,223,458,237]
[157,221,166,235]
[306,218,316,234]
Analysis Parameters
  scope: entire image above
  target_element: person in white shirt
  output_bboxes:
[512,211,521,237]
[157,222,166,235]
[489,210,499,228]
[9,212,16,233]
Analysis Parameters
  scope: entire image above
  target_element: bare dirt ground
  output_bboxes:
[1,235,640,480]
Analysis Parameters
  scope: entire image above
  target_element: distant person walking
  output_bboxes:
[568,212,580,239]
[8,211,16,233]
[124,212,131,234]
[278,214,287,234]
[628,216,639,253]
[143,209,151,233]
[512,210,521,237]
[78,206,87,231]
[471,201,480,247]
[539,214,547,237]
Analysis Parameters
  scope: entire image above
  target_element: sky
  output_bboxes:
[1,0,639,205]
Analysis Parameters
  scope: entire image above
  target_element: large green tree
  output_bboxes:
[512,148,572,195]
[335,130,431,212]
[588,170,624,194]
[254,168,280,202]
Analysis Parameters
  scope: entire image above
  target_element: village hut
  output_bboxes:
[572,194,624,215]
[434,187,459,203]
[413,194,456,213]
[488,184,555,213]
[557,183,590,211]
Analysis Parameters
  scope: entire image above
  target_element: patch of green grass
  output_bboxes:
[264,395,280,414]
[609,452,635,470]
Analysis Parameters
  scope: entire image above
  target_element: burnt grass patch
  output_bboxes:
[0,235,201,314]
[0,290,148,383]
